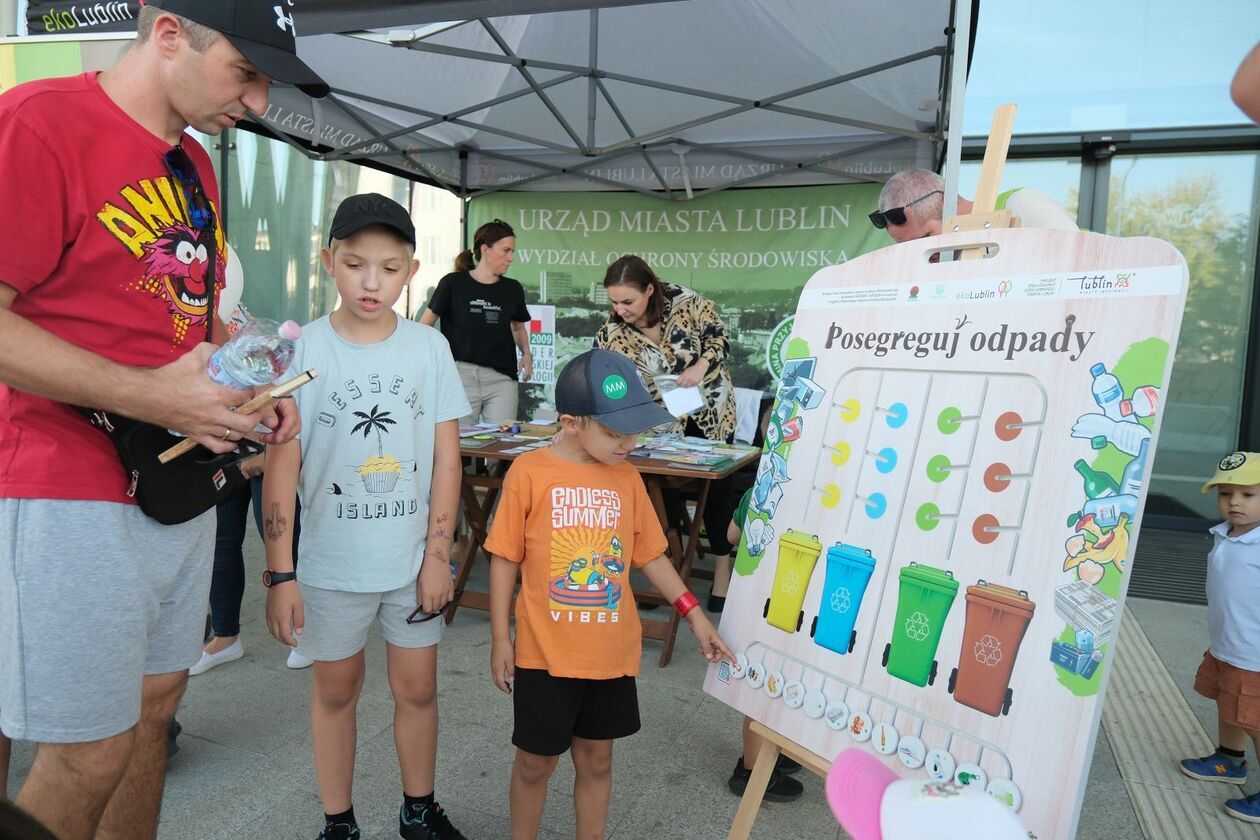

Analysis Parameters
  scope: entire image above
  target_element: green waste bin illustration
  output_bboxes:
[881,563,959,687]
[763,530,822,634]
[948,581,1036,717]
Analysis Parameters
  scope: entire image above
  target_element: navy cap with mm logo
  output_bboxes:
[147,0,329,98]
[555,349,674,434]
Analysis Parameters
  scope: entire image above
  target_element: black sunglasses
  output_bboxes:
[164,145,217,232]
[868,190,943,230]
[406,586,465,624]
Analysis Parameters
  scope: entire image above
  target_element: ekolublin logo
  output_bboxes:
[35,2,135,33]
[602,375,628,400]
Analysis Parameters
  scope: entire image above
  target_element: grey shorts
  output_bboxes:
[0,498,214,743]
[295,579,444,662]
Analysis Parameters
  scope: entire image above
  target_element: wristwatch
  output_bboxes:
[262,569,297,588]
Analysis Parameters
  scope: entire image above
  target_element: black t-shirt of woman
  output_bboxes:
[426,270,531,380]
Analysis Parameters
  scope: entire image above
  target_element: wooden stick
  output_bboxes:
[157,369,317,464]
[972,102,1018,213]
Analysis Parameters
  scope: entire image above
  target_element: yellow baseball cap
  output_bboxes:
[1202,451,1260,492]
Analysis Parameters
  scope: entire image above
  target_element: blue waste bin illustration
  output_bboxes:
[810,543,876,655]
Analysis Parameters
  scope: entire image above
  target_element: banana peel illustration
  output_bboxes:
[1063,512,1131,575]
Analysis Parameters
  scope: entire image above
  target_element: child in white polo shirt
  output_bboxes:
[1178,451,1260,823]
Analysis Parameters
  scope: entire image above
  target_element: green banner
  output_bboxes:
[469,184,886,400]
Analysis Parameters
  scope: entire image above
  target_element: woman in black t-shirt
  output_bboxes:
[420,219,532,423]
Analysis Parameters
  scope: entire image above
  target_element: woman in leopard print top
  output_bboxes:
[593,255,736,442]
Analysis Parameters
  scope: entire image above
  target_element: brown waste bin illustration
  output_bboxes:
[947,581,1035,717]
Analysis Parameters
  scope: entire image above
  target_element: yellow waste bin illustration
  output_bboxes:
[763,530,823,634]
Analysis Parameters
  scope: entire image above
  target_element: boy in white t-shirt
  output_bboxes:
[263,194,471,840]
[1178,451,1260,823]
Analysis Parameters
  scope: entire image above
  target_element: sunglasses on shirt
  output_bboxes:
[164,145,217,232]
[868,190,943,230]
[406,586,466,624]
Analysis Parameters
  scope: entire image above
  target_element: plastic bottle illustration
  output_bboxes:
[1120,438,1149,497]
[1119,385,1160,419]
[1071,413,1151,456]
[206,318,301,388]
[1074,460,1120,499]
[1082,494,1138,528]
[1089,363,1126,421]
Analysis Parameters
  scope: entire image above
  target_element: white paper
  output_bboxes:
[661,385,705,418]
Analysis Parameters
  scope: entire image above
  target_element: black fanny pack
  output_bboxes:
[77,407,260,525]
[74,275,260,525]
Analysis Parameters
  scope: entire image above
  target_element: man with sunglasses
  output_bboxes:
[0,3,326,838]
[870,169,1076,243]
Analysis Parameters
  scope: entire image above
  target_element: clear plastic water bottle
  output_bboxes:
[1082,493,1138,528]
[1119,385,1160,419]
[1089,363,1125,420]
[1121,438,1149,496]
[206,318,301,388]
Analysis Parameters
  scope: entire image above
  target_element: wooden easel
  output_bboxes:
[944,102,1019,257]
[727,722,830,839]
[724,104,1021,840]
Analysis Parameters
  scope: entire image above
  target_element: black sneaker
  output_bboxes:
[399,801,467,840]
[776,754,802,775]
[317,821,360,840]
[728,759,804,802]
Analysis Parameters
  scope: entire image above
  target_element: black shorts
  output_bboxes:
[511,668,640,756]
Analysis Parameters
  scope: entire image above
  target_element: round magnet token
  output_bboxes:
[764,669,784,698]
[954,762,988,790]
[872,722,899,755]
[731,652,748,679]
[803,690,826,719]
[847,710,872,742]
[824,699,850,731]
[986,778,1023,812]
[782,679,805,709]
[745,661,765,689]
[896,735,927,769]
[925,748,956,783]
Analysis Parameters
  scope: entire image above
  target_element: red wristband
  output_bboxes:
[673,591,700,617]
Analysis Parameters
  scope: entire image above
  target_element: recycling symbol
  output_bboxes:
[904,611,930,641]
[782,570,802,597]
[830,587,852,613]
[974,634,1003,666]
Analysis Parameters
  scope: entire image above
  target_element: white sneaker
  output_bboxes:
[286,648,314,669]
[188,639,244,676]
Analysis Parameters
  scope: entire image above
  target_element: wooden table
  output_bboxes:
[447,427,759,666]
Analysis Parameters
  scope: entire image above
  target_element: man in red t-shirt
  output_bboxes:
[0,3,325,838]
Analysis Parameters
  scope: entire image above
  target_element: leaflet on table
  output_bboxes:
[459,422,501,438]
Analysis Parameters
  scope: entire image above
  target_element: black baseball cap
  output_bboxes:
[329,193,416,246]
[147,0,329,98]
[555,349,675,434]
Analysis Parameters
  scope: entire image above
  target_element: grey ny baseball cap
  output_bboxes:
[555,349,674,434]
[148,0,329,98]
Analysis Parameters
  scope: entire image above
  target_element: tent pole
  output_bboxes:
[941,0,974,224]
[586,9,598,151]
[459,148,470,250]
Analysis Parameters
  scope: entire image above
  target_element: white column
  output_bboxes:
[0,0,18,36]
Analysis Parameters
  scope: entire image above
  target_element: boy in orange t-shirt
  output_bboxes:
[485,349,732,838]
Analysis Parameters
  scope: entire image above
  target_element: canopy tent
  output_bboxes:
[250,0,968,199]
